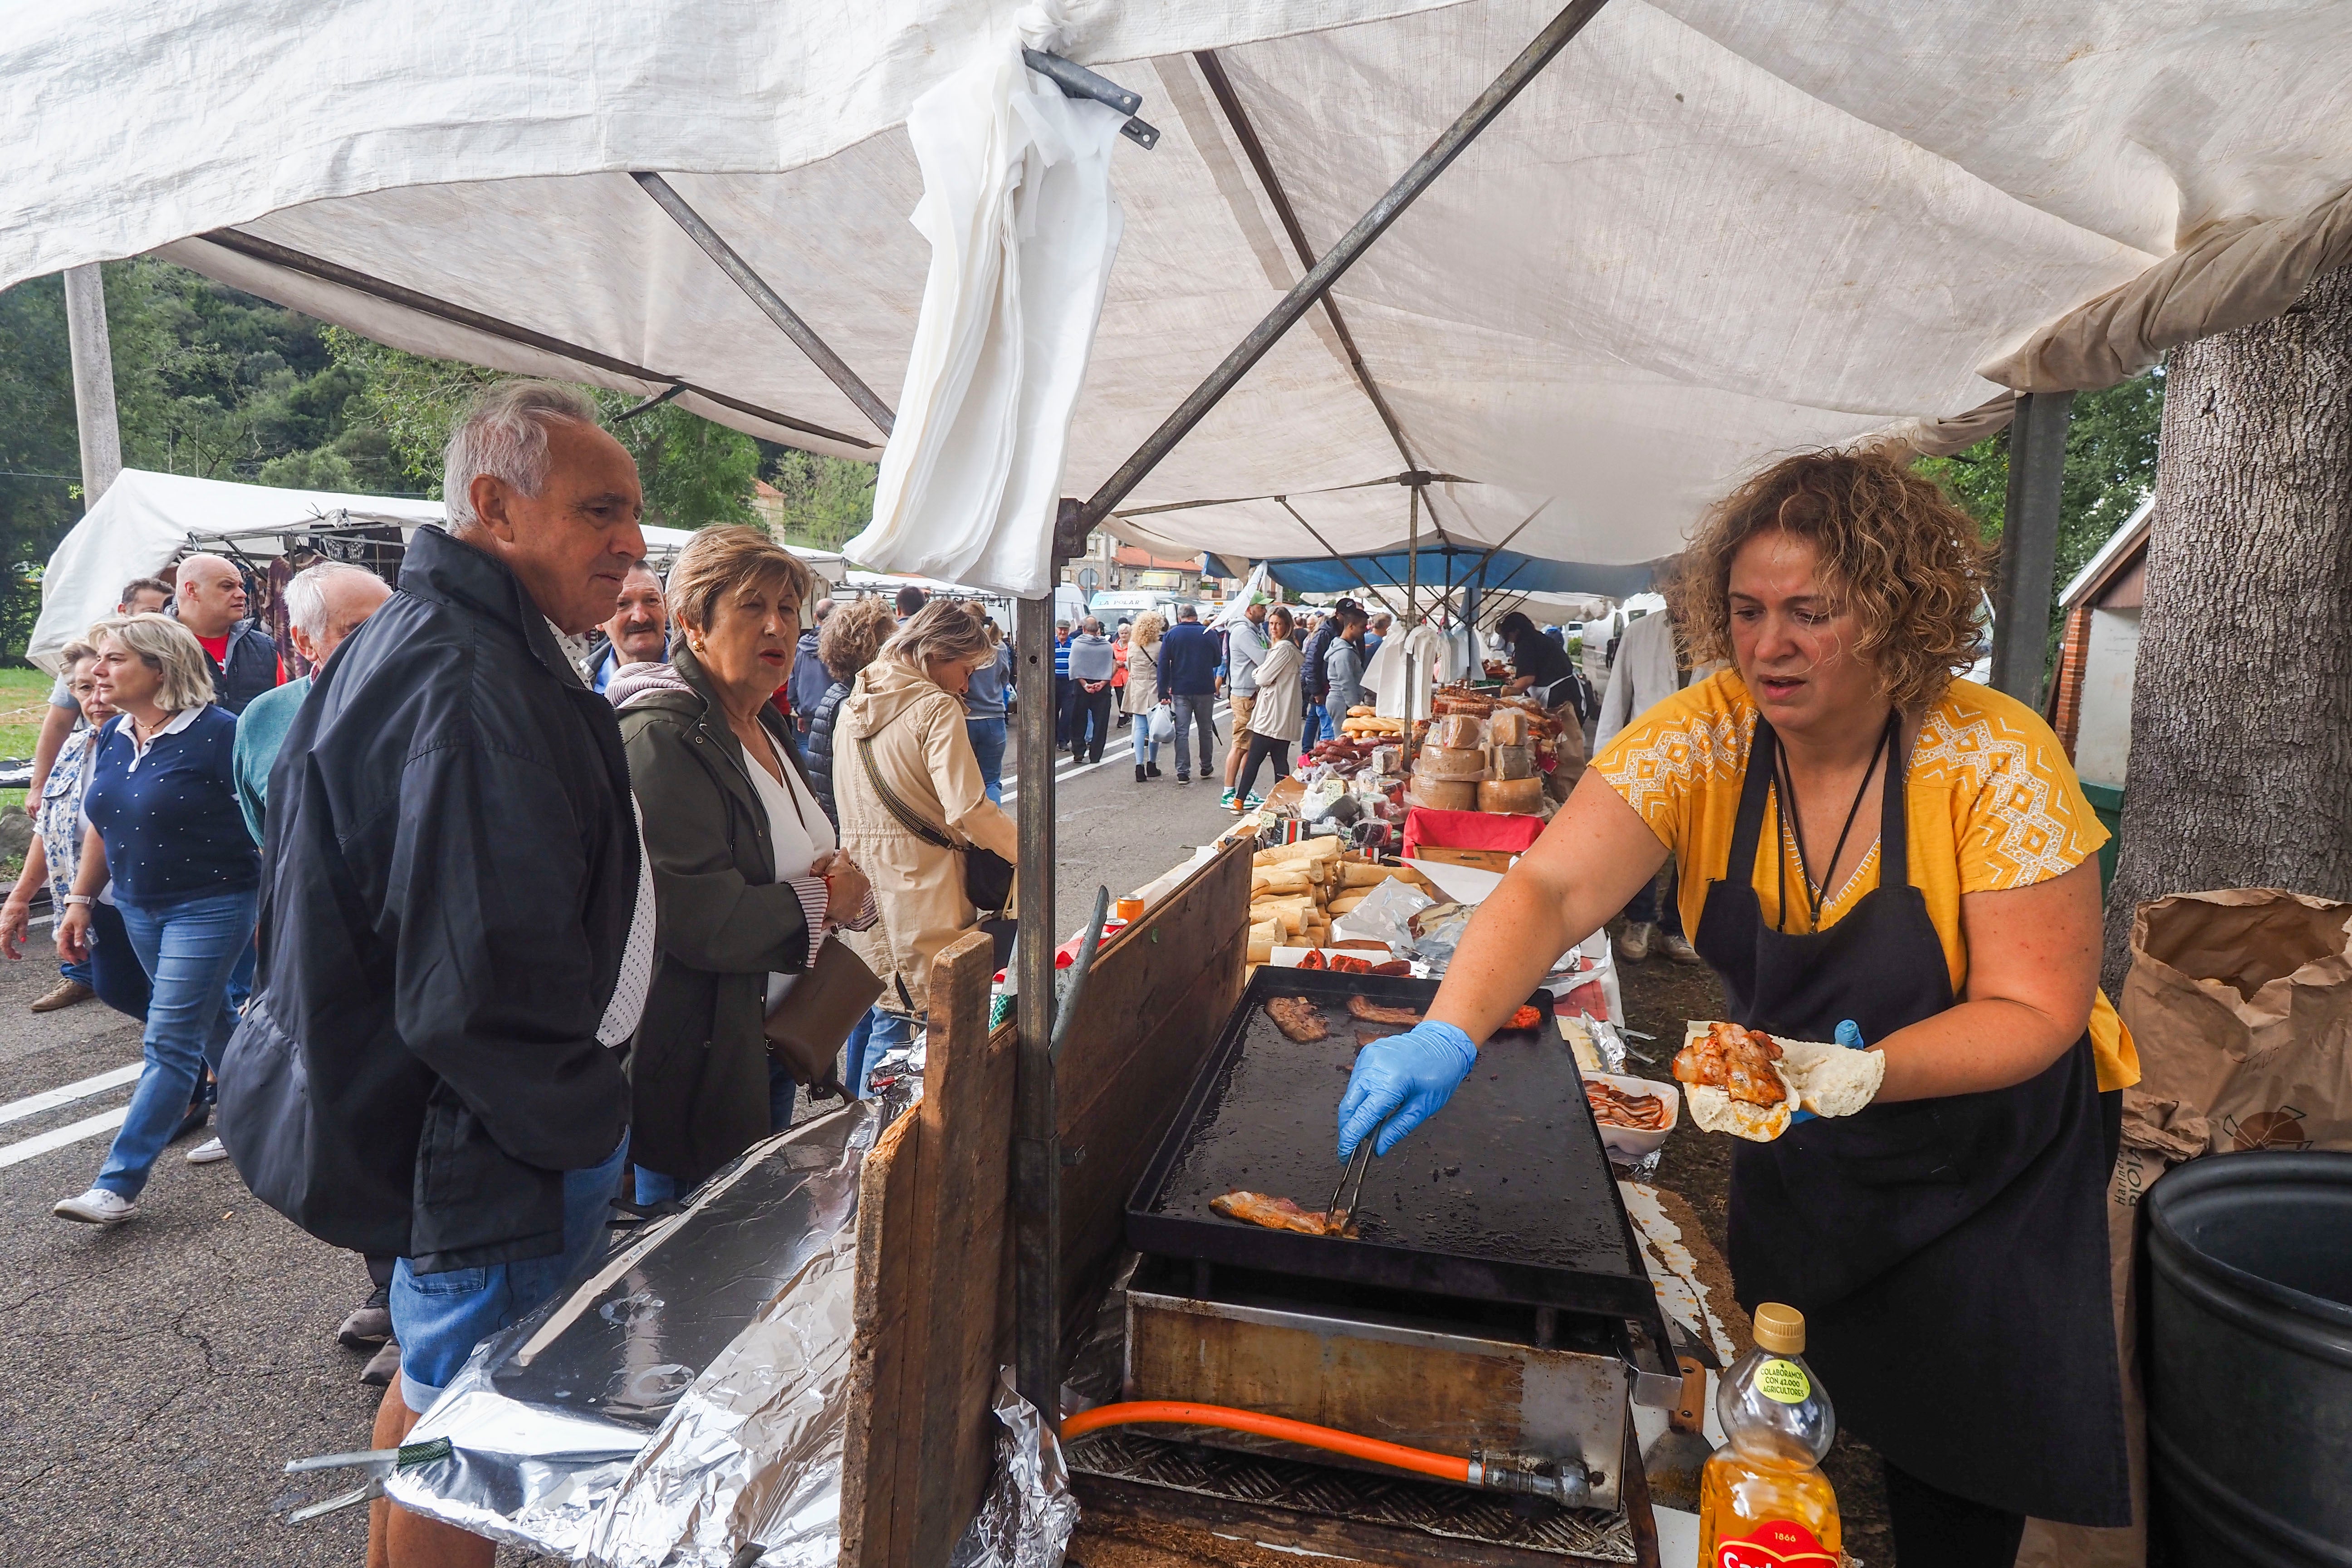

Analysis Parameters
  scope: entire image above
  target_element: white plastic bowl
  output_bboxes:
[1583,1070,1680,1161]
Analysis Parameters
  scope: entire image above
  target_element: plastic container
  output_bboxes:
[1582,1070,1679,1161]
[2145,1151,2352,1567]
[1698,1303,1842,1567]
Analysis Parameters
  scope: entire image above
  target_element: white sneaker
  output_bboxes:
[1616,921,1655,963]
[186,1137,230,1165]
[54,1187,138,1225]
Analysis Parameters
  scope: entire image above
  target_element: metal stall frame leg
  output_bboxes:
[1013,592,1062,1413]
[1988,389,2074,706]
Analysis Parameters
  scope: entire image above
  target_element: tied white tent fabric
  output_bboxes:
[1209,563,1274,629]
[25,469,444,673]
[7,2,2352,576]
[844,11,1128,595]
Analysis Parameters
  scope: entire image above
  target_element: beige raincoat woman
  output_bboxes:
[834,657,1019,1010]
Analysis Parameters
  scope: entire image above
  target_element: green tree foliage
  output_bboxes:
[0,274,84,657]
[1915,368,2166,669]
[758,445,877,549]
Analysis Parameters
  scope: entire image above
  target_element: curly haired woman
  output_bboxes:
[1339,448,2136,1567]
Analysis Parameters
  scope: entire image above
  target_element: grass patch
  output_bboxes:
[0,666,57,764]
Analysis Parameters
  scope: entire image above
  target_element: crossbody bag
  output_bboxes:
[853,721,1015,914]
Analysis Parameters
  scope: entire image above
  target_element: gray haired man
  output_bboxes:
[219,382,649,1568]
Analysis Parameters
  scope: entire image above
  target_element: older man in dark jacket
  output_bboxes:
[219,382,647,1568]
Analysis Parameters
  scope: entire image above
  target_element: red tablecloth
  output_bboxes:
[1402,807,1545,858]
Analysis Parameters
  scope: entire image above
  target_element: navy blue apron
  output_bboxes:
[1694,715,2129,1526]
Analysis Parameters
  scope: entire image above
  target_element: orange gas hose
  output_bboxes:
[1058,1401,1473,1484]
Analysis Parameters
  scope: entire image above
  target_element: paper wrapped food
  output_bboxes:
[1673,1020,1885,1141]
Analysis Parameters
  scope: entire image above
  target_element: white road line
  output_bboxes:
[0,1105,130,1169]
[0,1063,142,1127]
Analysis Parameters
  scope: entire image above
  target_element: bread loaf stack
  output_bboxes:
[1247,838,1437,965]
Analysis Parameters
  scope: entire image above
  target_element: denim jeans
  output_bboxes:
[88,899,152,1020]
[846,1005,914,1101]
[967,717,1007,804]
[1302,701,1331,748]
[95,887,259,1198]
[1170,694,1218,778]
[395,1134,629,1411]
[1135,710,1163,770]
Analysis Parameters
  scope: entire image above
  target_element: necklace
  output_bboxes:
[1771,714,1894,930]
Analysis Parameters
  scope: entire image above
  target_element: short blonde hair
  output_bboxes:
[881,596,995,676]
[665,525,815,638]
[89,613,216,710]
[59,639,98,672]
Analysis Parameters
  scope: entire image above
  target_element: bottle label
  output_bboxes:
[1753,1357,1811,1404]
[1715,1520,1838,1567]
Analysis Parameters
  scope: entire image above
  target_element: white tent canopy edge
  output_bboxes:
[7,1,2350,580]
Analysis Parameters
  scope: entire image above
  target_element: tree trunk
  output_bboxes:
[2102,267,2352,994]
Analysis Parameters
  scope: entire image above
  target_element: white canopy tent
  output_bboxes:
[24,468,444,672]
[10,0,2347,584]
[24,470,846,671]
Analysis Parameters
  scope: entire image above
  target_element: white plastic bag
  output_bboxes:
[1147,704,1174,743]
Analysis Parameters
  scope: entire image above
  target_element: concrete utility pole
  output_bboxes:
[62,263,123,503]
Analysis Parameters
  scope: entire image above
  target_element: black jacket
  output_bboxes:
[1301,622,1337,700]
[219,526,637,1271]
[615,646,817,1186]
[212,619,282,714]
[787,629,828,730]
[804,678,850,829]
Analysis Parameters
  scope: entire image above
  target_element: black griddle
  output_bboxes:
[1127,966,1669,1346]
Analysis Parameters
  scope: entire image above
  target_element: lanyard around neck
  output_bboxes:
[1772,712,1895,932]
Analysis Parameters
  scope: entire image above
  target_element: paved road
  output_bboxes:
[0,704,1245,1566]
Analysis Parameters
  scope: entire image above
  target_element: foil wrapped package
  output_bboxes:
[946,1370,1079,1568]
[383,1100,893,1566]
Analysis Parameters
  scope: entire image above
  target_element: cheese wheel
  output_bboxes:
[1415,745,1488,781]
[1431,714,1485,750]
[1491,744,1536,780]
[1478,777,1545,813]
[1404,777,1479,811]
[1487,709,1529,746]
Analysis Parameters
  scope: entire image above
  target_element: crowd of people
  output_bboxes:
[7,374,1710,1564]
[0,382,1030,1567]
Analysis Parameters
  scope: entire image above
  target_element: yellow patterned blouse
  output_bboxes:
[1592,670,2137,1092]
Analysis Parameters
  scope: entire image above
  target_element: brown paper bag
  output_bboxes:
[2016,888,2352,1568]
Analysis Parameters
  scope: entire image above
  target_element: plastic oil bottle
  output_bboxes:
[1697,1302,1842,1567]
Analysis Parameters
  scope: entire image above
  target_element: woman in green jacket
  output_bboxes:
[612,527,872,1203]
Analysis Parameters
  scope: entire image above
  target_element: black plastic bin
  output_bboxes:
[2144,1151,2352,1567]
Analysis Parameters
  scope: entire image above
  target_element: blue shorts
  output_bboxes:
[391,1136,627,1413]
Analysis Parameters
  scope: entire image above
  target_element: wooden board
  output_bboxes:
[838,929,1012,1568]
[1050,839,1253,1350]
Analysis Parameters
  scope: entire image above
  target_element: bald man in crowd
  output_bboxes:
[174,552,284,712]
[232,561,394,844]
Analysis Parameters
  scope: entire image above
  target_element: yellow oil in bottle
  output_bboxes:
[1697,1448,1842,1564]
[1695,1303,1842,1566]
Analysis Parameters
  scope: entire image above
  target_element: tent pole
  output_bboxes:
[1194,48,1417,470]
[1076,0,1611,529]
[630,172,897,439]
[1988,391,2073,704]
[1276,497,1388,602]
[192,227,881,453]
[1012,576,1062,1412]
[63,264,122,503]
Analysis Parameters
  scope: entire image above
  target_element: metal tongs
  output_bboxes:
[280,1436,452,1522]
[1323,1112,1396,1234]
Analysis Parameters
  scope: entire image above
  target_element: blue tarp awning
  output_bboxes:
[1260,546,1660,600]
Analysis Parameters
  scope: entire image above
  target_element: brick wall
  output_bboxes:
[2046,603,2092,760]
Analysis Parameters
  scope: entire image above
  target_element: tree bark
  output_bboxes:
[2102,267,2352,994]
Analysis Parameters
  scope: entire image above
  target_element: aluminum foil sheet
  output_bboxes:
[947,1370,1079,1568]
[383,1098,894,1565]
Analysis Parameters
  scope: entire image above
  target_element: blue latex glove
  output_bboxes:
[1791,1021,1867,1124]
[1337,1020,1478,1160]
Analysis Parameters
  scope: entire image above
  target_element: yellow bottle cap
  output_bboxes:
[1753,1302,1806,1354]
